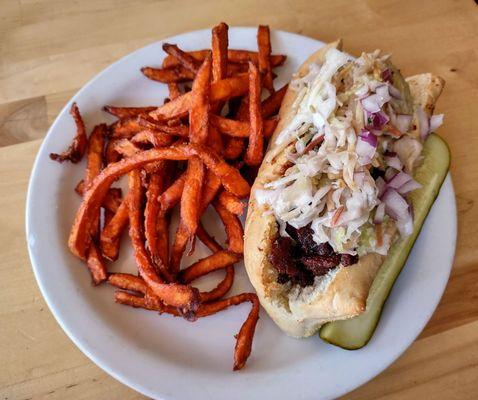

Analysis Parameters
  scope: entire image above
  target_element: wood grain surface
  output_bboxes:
[1,0,477,399]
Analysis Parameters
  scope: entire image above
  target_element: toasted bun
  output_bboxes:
[244,41,445,338]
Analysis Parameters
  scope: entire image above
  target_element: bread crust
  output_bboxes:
[244,42,446,338]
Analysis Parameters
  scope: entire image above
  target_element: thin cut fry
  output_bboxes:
[257,25,274,93]
[261,84,288,118]
[85,124,107,187]
[212,22,229,82]
[128,170,199,311]
[50,103,88,163]
[211,115,277,138]
[100,197,129,261]
[86,243,108,285]
[137,116,189,137]
[131,130,175,147]
[105,138,121,165]
[162,43,201,73]
[103,105,157,119]
[168,83,182,100]
[110,118,144,139]
[244,62,264,166]
[108,273,148,294]
[213,200,244,254]
[141,66,195,83]
[180,250,240,283]
[159,172,186,212]
[149,74,248,121]
[217,190,245,215]
[169,220,190,276]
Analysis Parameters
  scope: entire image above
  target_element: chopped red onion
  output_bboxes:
[417,107,430,140]
[366,110,390,129]
[395,114,413,133]
[376,176,386,197]
[376,85,391,104]
[384,167,398,182]
[384,153,402,170]
[381,69,392,83]
[361,95,381,113]
[355,85,369,98]
[429,114,444,133]
[359,129,378,147]
[354,171,365,186]
[398,179,422,195]
[374,202,386,224]
[387,171,412,189]
[382,188,410,221]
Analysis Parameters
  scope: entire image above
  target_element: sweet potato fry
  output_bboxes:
[131,130,175,147]
[76,180,121,213]
[162,43,201,73]
[104,138,121,165]
[181,55,211,236]
[217,190,245,215]
[223,137,245,160]
[145,167,175,282]
[211,115,277,138]
[86,243,108,285]
[212,22,229,82]
[110,118,144,139]
[261,84,287,118]
[85,124,107,187]
[113,138,141,158]
[100,197,129,261]
[128,170,199,311]
[149,74,248,121]
[168,83,182,100]
[163,49,286,68]
[244,62,264,167]
[169,220,190,276]
[50,103,88,163]
[69,145,248,260]
[108,273,148,294]
[257,25,274,93]
[213,200,244,254]
[159,172,186,212]
[156,211,170,273]
[103,105,157,119]
[180,250,240,283]
[141,65,195,83]
[137,116,189,137]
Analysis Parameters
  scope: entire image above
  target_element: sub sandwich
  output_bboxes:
[244,40,446,338]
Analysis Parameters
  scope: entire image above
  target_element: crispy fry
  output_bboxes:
[86,243,108,285]
[113,138,141,158]
[85,124,107,187]
[162,43,201,73]
[223,137,245,160]
[212,22,229,82]
[145,167,175,282]
[217,190,245,215]
[244,62,264,166]
[110,118,144,139]
[159,172,186,212]
[75,181,122,214]
[211,115,277,138]
[181,55,211,236]
[105,138,122,165]
[168,83,182,100]
[163,49,286,68]
[103,105,157,119]
[108,273,148,294]
[137,116,189,137]
[170,220,190,276]
[128,170,199,311]
[50,103,88,163]
[149,74,248,121]
[141,65,195,83]
[196,222,222,252]
[131,130,175,147]
[261,84,287,118]
[213,200,244,254]
[100,197,129,261]
[180,250,240,283]
[156,211,170,273]
[257,25,274,93]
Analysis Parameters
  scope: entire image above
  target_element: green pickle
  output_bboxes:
[319,134,450,349]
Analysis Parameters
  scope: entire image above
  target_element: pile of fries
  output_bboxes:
[50,23,287,370]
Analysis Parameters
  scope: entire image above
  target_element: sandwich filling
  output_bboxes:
[256,48,443,288]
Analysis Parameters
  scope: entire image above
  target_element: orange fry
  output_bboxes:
[244,62,264,166]
[217,190,246,215]
[110,118,144,139]
[86,243,108,285]
[180,250,240,283]
[137,116,189,137]
[159,172,186,212]
[103,105,157,119]
[100,197,129,261]
[212,22,229,82]
[211,115,277,138]
[257,25,274,93]
[141,65,195,83]
[108,273,148,294]
[128,170,199,311]
[131,130,175,147]
[162,43,201,73]
[50,103,88,163]
[213,200,244,254]
[261,84,287,118]
[85,124,107,188]
[170,220,190,276]
[168,83,182,100]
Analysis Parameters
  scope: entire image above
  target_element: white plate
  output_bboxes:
[26,27,457,400]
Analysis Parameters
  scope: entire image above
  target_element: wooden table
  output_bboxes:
[1,0,477,398]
